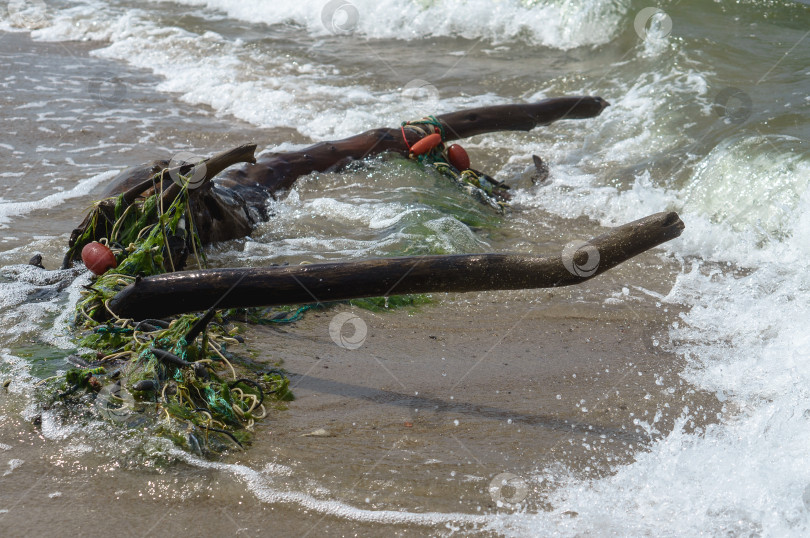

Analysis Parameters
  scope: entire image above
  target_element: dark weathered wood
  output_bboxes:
[109,211,682,320]
[118,143,258,205]
[437,96,610,139]
[62,144,259,269]
[66,97,609,265]
[217,96,609,195]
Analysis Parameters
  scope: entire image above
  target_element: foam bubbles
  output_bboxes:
[143,0,630,49]
[683,135,809,241]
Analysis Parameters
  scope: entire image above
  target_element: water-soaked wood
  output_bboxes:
[85,97,607,245]
[109,211,682,320]
[62,144,258,268]
[118,143,258,205]
[216,96,609,196]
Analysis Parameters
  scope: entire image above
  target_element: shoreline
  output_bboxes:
[0,259,722,536]
[0,23,730,536]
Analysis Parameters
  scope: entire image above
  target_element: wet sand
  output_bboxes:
[0,251,721,536]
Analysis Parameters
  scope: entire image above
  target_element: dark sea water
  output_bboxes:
[0,0,809,535]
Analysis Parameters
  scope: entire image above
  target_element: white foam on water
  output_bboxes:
[423,215,487,252]
[28,2,504,139]
[2,458,24,476]
[40,271,92,349]
[483,30,810,538]
[172,448,490,528]
[0,265,88,347]
[304,197,418,230]
[39,409,83,442]
[237,233,409,261]
[0,169,118,227]
[27,2,574,140]
[223,173,491,262]
[0,352,34,390]
[147,0,629,49]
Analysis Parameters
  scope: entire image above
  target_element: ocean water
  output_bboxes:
[0,0,809,535]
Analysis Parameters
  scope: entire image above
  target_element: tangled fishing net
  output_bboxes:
[401,115,511,211]
[37,123,490,456]
[39,175,293,455]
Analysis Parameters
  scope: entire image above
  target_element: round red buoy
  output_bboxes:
[446,144,470,170]
[81,242,117,275]
[410,133,442,156]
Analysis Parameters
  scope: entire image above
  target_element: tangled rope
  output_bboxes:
[47,151,436,455]
[43,172,292,455]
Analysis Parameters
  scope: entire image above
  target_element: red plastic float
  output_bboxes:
[81,242,117,275]
[410,133,442,156]
[446,144,470,170]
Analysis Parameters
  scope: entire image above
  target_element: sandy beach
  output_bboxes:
[0,248,721,536]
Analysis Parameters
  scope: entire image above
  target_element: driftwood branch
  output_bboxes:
[118,143,258,205]
[437,96,610,140]
[64,97,608,254]
[223,96,609,195]
[109,211,683,320]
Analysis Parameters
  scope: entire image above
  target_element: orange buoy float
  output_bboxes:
[81,242,117,275]
[446,144,470,170]
[410,133,442,156]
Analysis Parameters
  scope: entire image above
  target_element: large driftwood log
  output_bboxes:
[109,211,683,320]
[68,96,608,253]
[101,96,608,197]
[215,96,609,195]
